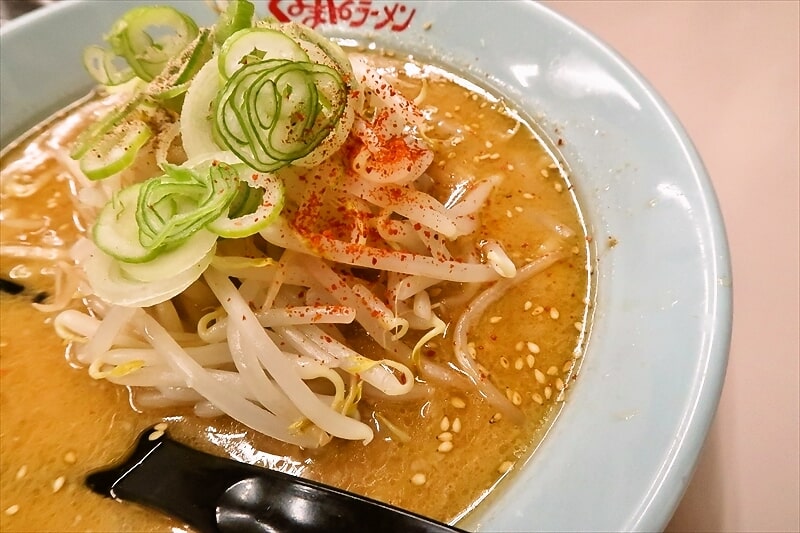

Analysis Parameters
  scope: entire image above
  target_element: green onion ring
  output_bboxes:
[107,6,199,82]
[214,59,347,172]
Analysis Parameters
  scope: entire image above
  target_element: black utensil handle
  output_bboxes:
[87,427,468,533]
[1,277,49,303]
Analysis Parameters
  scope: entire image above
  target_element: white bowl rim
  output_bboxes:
[0,2,732,532]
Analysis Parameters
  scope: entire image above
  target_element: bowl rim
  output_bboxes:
[0,1,733,531]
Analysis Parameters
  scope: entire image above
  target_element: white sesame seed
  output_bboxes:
[489,316,503,324]
[548,162,558,169]
[422,21,433,30]
[523,300,533,311]
[514,358,524,371]
[506,209,513,218]
[63,451,77,465]
[490,412,503,424]
[540,169,549,177]
[437,441,454,453]
[534,369,546,384]
[507,163,515,171]
[52,476,66,493]
[532,393,544,405]
[440,416,450,432]
[574,321,583,331]
[526,354,536,368]
[532,306,544,316]
[454,105,461,112]
[549,307,560,320]
[498,461,514,474]
[451,397,466,409]
[526,341,540,354]
[547,365,559,376]
[511,391,523,406]
[444,111,454,118]
[563,361,572,372]
[485,140,493,148]
[544,386,553,400]
[411,472,427,485]
[522,193,534,200]
[437,431,454,442]
[500,356,510,369]
[555,378,565,391]
[452,417,462,433]
[148,430,164,441]
[5,505,19,516]
[154,422,168,432]
[15,465,27,480]
[515,340,525,351]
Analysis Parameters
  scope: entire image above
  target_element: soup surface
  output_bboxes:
[0,50,590,531]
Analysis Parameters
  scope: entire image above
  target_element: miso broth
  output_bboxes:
[0,51,591,531]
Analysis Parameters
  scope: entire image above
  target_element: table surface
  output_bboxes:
[544,2,800,531]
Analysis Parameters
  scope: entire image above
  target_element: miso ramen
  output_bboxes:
[0,4,591,531]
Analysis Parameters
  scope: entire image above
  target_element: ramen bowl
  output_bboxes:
[0,1,732,531]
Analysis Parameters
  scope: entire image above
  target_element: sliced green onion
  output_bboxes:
[218,28,308,79]
[227,179,264,218]
[107,6,199,82]
[71,97,167,181]
[207,170,284,238]
[118,228,219,283]
[214,59,347,172]
[93,183,155,263]
[70,96,143,160]
[92,161,238,263]
[82,45,135,86]
[79,119,152,181]
[147,28,214,103]
[272,21,355,78]
[214,0,255,46]
[135,162,238,251]
[84,234,217,308]
[179,59,222,159]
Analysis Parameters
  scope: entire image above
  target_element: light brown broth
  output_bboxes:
[0,53,590,531]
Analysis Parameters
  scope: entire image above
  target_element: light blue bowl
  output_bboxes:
[0,1,732,531]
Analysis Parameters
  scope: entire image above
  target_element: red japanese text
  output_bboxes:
[267,0,417,32]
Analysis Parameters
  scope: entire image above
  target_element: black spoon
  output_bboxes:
[86,426,468,533]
